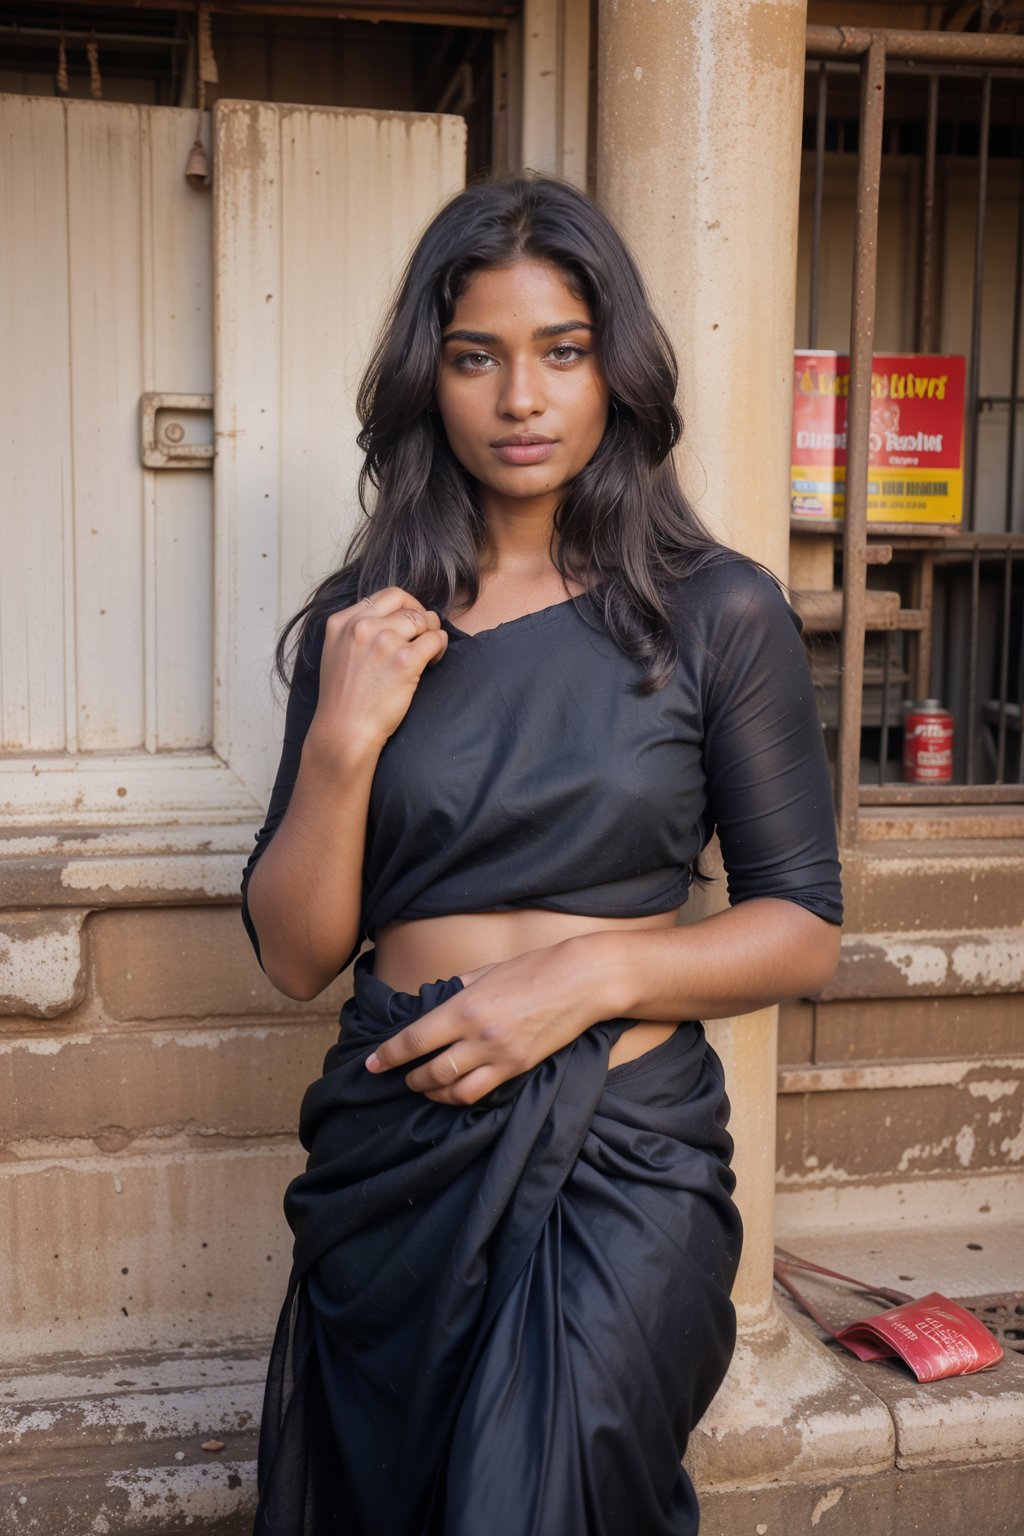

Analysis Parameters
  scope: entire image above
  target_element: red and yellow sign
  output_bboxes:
[791,351,965,524]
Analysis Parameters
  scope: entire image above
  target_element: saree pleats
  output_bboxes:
[253,952,742,1536]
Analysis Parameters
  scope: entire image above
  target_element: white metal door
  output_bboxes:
[0,93,465,826]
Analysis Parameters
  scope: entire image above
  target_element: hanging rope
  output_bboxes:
[198,4,219,100]
[86,27,103,100]
[56,20,70,95]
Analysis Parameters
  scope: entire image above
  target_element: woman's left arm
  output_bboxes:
[580,895,841,1022]
[365,899,837,1104]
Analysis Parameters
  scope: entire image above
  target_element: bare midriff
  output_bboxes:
[373,907,683,1070]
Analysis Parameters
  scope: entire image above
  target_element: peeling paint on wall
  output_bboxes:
[876,938,950,988]
[897,1135,955,1173]
[810,1485,846,1525]
[951,934,1024,990]
[0,911,85,1017]
[967,1079,1019,1102]
[954,1124,977,1167]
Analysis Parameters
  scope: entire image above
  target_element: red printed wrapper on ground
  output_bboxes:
[835,1292,1004,1381]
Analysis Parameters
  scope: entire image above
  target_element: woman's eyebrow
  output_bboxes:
[441,320,594,345]
[534,320,594,340]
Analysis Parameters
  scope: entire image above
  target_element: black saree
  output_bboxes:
[253,951,742,1536]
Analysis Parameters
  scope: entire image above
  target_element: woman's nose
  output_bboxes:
[497,357,544,419]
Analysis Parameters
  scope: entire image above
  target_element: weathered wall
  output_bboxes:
[775,839,1024,1227]
[1,900,349,1366]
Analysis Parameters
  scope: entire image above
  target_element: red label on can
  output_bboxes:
[903,704,954,782]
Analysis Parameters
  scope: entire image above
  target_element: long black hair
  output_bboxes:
[274,171,738,695]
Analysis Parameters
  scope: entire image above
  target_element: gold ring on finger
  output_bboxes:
[447,1052,460,1080]
[361,596,375,609]
[403,608,424,628]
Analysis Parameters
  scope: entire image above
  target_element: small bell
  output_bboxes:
[185,136,210,189]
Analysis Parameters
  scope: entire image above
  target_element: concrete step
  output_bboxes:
[839,839,1024,933]
[4,1202,1021,1535]
[1,1344,265,1535]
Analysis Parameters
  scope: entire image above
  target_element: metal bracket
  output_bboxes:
[139,393,215,469]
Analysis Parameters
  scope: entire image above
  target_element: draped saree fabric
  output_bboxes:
[253,952,743,1536]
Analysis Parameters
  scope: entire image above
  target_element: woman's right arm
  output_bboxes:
[242,587,448,1000]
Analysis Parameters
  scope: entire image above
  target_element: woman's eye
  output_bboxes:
[455,351,495,372]
[548,343,587,365]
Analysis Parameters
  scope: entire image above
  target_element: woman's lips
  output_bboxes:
[491,440,557,465]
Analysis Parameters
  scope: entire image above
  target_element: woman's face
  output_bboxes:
[435,258,610,519]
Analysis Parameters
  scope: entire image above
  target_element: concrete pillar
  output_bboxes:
[519,0,591,187]
[597,0,806,574]
[594,13,896,1506]
[597,0,808,1326]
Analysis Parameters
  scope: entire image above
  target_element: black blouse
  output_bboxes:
[240,554,843,977]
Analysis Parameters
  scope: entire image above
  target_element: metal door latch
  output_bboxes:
[139,393,214,469]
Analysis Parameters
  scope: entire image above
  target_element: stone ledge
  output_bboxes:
[839,841,1024,934]
[686,1305,895,1494]
[699,1458,1024,1536]
[5,1449,257,1536]
[5,1308,1023,1536]
[2,1343,265,1536]
[776,1300,1024,1473]
[1,1345,265,1455]
[820,928,1024,1001]
[0,826,258,909]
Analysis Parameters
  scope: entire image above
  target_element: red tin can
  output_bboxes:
[902,698,954,782]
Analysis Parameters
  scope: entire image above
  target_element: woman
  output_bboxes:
[241,173,843,1535]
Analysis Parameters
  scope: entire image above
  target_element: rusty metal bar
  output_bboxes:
[809,59,1024,84]
[965,73,992,532]
[34,0,517,19]
[931,532,1024,552]
[967,547,981,783]
[916,553,935,699]
[996,549,1012,781]
[878,630,893,785]
[860,783,1024,804]
[837,34,886,846]
[806,25,1024,66]
[1007,153,1024,536]
[809,61,827,349]
[917,73,940,353]
[0,24,188,47]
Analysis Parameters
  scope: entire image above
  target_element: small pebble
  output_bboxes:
[174,1451,185,1462]
[202,1438,225,1453]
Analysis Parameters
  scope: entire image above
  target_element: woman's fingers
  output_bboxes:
[355,585,429,617]
[422,1065,503,1107]
[367,985,532,1097]
[365,997,495,1092]
[366,1009,457,1074]
[403,1040,489,1095]
[404,627,449,671]
[313,585,447,756]
[344,589,442,649]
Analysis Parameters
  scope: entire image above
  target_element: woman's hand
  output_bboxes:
[309,586,448,760]
[362,899,844,1105]
[365,938,606,1105]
